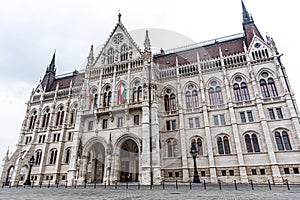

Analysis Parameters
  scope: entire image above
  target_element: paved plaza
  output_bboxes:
[0,183,300,199]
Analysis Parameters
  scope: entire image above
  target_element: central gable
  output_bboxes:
[94,20,142,68]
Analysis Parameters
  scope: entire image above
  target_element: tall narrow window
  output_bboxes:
[233,76,250,101]
[188,118,194,128]
[240,112,246,123]
[120,44,128,61]
[275,132,284,150]
[247,111,254,122]
[56,106,64,126]
[197,138,203,155]
[41,109,50,128]
[276,108,283,119]
[28,111,37,130]
[103,86,112,107]
[164,88,176,112]
[107,48,114,64]
[49,149,58,165]
[185,84,199,108]
[245,134,253,152]
[260,72,278,97]
[65,148,71,164]
[208,81,223,105]
[102,119,108,129]
[167,139,178,157]
[282,131,292,150]
[218,136,230,155]
[245,134,260,152]
[268,109,275,120]
[69,104,78,126]
[35,150,42,165]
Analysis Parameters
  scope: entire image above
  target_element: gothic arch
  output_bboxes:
[82,136,107,157]
[205,77,223,89]
[230,72,249,85]
[256,68,277,80]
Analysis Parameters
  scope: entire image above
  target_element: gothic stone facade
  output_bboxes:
[2,2,300,186]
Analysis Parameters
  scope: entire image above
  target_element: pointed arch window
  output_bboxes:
[132,80,142,102]
[217,136,230,155]
[185,84,199,108]
[260,72,278,98]
[245,134,260,153]
[103,86,112,107]
[107,48,114,64]
[55,106,64,126]
[49,149,58,165]
[35,150,42,165]
[164,88,176,112]
[233,77,250,101]
[65,148,71,164]
[275,131,292,151]
[208,81,223,105]
[41,109,50,129]
[167,139,178,157]
[69,104,78,126]
[120,44,128,61]
[28,111,37,130]
[191,138,203,155]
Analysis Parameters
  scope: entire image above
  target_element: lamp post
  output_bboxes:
[24,155,35,185]
[190,142,200,183]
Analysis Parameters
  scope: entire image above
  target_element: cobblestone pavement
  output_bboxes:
[1,184,300,200]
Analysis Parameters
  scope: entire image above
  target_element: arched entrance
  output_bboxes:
[119,139,139,182]
[83,139,106,183]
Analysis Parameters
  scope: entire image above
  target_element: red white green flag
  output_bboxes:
[119,81,126,104]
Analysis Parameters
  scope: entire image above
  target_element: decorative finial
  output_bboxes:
[118,10,121,23]
[144,30,151,52]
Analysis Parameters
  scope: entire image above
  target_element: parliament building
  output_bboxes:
[2,1,300,186]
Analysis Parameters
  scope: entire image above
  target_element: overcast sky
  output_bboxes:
[1,0,300,166]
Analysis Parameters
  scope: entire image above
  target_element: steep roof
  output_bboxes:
[47,71,84,91]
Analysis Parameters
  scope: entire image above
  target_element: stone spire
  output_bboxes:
[46,50,56,74]
[87,45,94,66]
[144,30,151,52]
[41,50,57,91]
[242,0,253,26]
[118,11,122,23]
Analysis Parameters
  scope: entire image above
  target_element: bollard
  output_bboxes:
[138,182,140,190]
[75,180,77,189]
[286,179,290,190]
[115,181,117,189]
[162,180,165,190]
[84,181,86,188]
[234,180,237,190]
[32,180,34,188]
[39,181,42,188]
[9,182,11,188]
[203,180,206,190]
[48,180,50,188]
[94,181,96,189]
[268,179,272,190]
[2,182,4,188]
[189,181,192,190]
[16,181,19,188]
[65,180,68,188]
[126,179,128,189]
[150,183,152,190]
[104,182,106,189]
[250,180,254,190]
[176,180,178,190]
[218,180,222,190]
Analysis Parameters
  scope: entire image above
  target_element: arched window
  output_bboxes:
[69,104,78,126]
[167,139,178,157]
[275,131,292,151]
[49,149,58,165]
[208,81,223,105]
[245,134,260,153]
[103,86,112,107]
[120,44,128,61]
[35,150,42,165]
[132,80,142,102]
[55,106,64,126]
[260,72,278,97]
[41,109,50,129]
[164,88,176,111]
[6,166,14,183]
[217,136,231,155]
[28,111,37,130]
[190,137,203,155]
[107,48,114,64]
[185,84,199,108]
[233,76,250,101]
[65,148,71,164]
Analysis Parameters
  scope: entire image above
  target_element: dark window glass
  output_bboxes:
[221,170,226,176]
[252,169,257,175]
[229,170,234,176]
[240,112,246,123]
[276,108,283,119]
[268,109,275,120]
[293,168,299,174]
[260,169,266,175]
[247,111,253,122]
[284,168,290,174]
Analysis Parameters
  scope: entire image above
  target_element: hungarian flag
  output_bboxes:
[119,81,126,104]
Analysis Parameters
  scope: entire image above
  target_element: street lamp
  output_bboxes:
[190,141,200,183]
[24,155,35,185]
